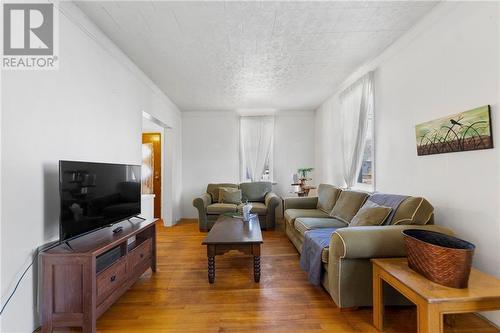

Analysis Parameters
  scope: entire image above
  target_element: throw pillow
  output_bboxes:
[316,184,342,213]
[218,187,242,204]
[329,190,369,223]
[349,206,392,227]
[391,197,434,225]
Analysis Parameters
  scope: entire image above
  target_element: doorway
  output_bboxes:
[141,111,175,226]
[142,133,162,218]
[142,114,167,219]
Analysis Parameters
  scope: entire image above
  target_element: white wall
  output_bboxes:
[181,110,315,218]
[181,111,240,218]
[274,111,315,199]
[315,2,500,326]
[0,3,182,332]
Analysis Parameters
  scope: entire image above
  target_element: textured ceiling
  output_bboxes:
[76,1,437,111]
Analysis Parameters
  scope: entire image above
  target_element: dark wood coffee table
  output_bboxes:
[202,214,263,283]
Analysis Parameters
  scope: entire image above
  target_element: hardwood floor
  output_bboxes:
[55,219,499,333]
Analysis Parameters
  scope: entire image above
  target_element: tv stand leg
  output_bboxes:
[82,260,97,333]
[82,319,96,333]
[41,321,52,333]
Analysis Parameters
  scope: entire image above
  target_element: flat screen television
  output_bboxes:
[59,160,141,242]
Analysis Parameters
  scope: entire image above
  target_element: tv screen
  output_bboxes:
[59,161,141,241]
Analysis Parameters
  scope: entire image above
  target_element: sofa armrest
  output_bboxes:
[264,192,282,229]
[283,196,318,210]
[192,193,212,231]
[265,192,281,208]
[330,225,454,260]
[193,193,212,209]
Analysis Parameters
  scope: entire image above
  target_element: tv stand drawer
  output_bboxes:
[128,239,152,272]
[96,258,127,304]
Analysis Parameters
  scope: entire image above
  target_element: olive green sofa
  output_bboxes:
[193,182,281,231]
[284,184,453,309]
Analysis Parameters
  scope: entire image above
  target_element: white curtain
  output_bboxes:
[340,71,374,188]
[240,116,275,182]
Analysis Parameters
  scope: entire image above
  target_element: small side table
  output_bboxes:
[291,178,316,197]
[371,258,500,333]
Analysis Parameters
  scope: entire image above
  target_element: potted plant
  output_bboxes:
[297,167,314,181]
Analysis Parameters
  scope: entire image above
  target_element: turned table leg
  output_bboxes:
[207,244,216,284]
[253,244,261,283]
[254,256,261,282]
[208,256,215,283]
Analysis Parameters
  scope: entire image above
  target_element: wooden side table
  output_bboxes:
[291,178,316,197]
[372,258,500,333]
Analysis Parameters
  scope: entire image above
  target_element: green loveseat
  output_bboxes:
[284,184,452,309]
[193,182,281,231]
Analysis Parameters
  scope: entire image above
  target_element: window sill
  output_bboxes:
[351,182,374,194]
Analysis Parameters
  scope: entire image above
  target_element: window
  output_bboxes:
[355,107,374,191]
[240,116,274,182]
[339,71,374,191]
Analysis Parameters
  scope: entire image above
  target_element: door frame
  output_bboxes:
[142,132,162,218]
[142,111,175,226]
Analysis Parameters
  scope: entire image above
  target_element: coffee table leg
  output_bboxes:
[207,245,216,284]
[252,244,261,283]
[253,256,260,282]
[208,256,215,283]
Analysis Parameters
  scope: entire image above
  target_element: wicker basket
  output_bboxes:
[402,229,475,288]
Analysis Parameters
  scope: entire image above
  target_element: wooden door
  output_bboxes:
[142,133,161,218]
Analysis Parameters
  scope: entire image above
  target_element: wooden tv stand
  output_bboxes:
[41,218,158,333]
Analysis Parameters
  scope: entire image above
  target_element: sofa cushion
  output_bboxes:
[330,190,369,223]
[349,206,392,227]
[240,182,272,202]
[237,202,267,215]
[284,209,330,225]
[207,183,238,202]
[218,187,242,204]
[206,203,238,214]
[392,197,434,225]
[295,218,348,237]
[316,184,342,213]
